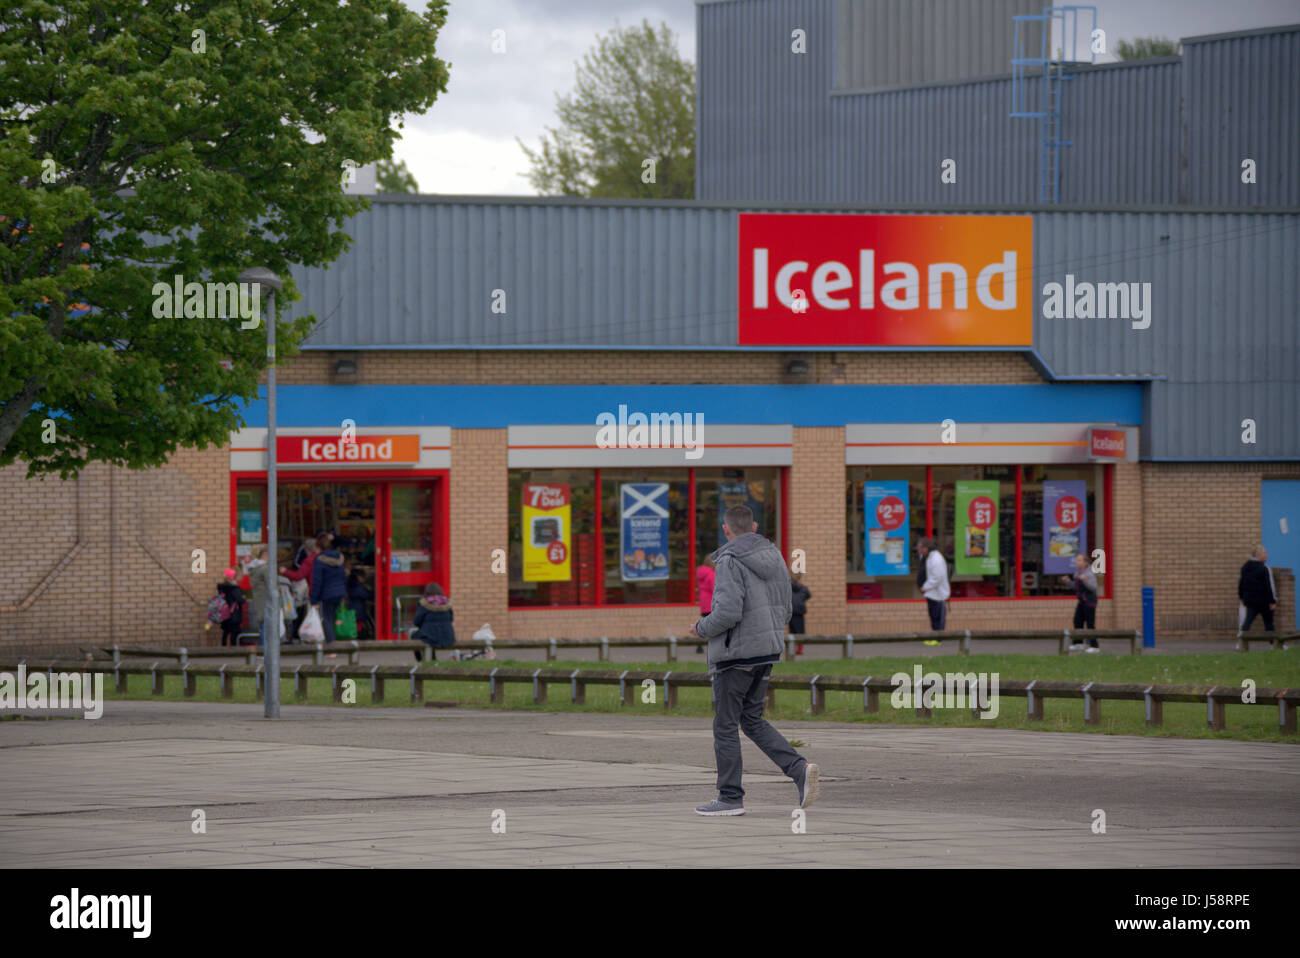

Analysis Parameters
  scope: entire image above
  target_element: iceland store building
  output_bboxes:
[2,3,1297,652]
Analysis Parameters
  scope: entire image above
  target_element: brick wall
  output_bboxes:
[276,349,1044,386]
[0,444,227,656]
[791,427,847,635]
[449,429,509,637]
[1140,462,1300,631]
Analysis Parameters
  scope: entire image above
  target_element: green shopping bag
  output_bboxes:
[334,603,358,639]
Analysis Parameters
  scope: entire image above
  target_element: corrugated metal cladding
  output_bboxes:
[289,200,740,349]
[289,199,1299,459]
[1032,211,1299,460]
[696,0,838,205]
[697,0,1298,208]
[834,0,1042,91]
[1182,26,1300,207]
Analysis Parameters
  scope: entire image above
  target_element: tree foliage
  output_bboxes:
[1114,36,1181,60]
[0,0,450,477]
[518,20,694,199]
[377,157,419,193]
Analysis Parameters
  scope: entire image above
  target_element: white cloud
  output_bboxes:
[401,126,533,196]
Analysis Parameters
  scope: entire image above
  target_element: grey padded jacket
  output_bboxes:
[694,532,792,670]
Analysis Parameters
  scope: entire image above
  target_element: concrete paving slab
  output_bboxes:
[0,700,1295,868]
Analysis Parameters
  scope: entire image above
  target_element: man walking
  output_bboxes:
[916,538,950,642]
[689,505,819,817]
[1238,545,1280,649]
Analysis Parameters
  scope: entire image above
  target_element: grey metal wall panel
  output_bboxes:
[697,0,838,204]
[699,2,1296,211]
[1182,26,1300,208]
[286,197,1297,458]
[834,0,1042,91]
[1032,211,1299,459]
[829,76,1040,205]
[1057,60,1181,206]
[287,200,742,350]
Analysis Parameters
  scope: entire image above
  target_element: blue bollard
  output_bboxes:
[1142,586,1155,648]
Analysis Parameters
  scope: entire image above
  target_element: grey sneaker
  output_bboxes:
[795,761,820,809]
[695,799,745,816]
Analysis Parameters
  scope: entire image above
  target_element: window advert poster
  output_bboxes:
[864,482,910,575]
[955,480,1000,575]
[620,483,670,582]
[1043,480,1087,574]
[522,483,571,582]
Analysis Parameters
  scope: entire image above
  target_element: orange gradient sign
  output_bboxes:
[738,213,1033,346]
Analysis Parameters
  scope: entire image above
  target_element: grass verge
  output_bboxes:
[95,650,1300,743]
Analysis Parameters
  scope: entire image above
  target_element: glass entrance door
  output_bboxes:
[382,482,438,639]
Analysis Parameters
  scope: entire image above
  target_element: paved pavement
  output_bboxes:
[1,701,1296,867]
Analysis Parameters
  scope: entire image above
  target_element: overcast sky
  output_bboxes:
[397,0,1299,196]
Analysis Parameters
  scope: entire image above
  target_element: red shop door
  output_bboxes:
[377,481,440,639]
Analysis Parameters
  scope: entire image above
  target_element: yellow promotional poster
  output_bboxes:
[522,482,571,582]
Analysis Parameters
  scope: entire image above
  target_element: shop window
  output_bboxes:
[846,466,927,599]
[930,466,1015,598]
[847,464,1110,600]
[508,470,597,607]
[694,467,782,566]
[507,467,784,609]
[1020,464,1106,597]
[600,470,690,605]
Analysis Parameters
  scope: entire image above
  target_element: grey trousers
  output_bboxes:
[712,664,805,803]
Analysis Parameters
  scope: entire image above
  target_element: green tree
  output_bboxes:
[1114,36,1181,60]
[0,0,450,477]
[377,157,419,193]
[518,20,695,199]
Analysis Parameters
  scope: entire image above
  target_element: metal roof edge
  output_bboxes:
[829,56,1182,98]
[363,194,1300,216]
[1181,22,1300,44]
[1026,348,1166,384]
[1142,457,1300,463]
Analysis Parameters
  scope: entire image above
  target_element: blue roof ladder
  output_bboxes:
[1010,6,1098,204]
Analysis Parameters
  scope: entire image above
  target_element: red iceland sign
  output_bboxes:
[737,213,1033,347]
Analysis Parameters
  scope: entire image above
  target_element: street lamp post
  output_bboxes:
[239,267,283,718]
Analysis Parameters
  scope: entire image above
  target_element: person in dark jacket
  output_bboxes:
[689,504,818,817]
[346,565,373,640]
[310,533,348,645]
[1238,545,1279,648]
[790,573,811,656]
[411,582,455,661]
[216,569,245,648]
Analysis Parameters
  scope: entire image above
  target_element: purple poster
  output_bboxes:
[1043,480,1087,575]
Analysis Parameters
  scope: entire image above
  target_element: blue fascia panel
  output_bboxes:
[236,384,1143,429]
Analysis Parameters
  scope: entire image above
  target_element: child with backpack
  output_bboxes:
[207,569,246,647]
